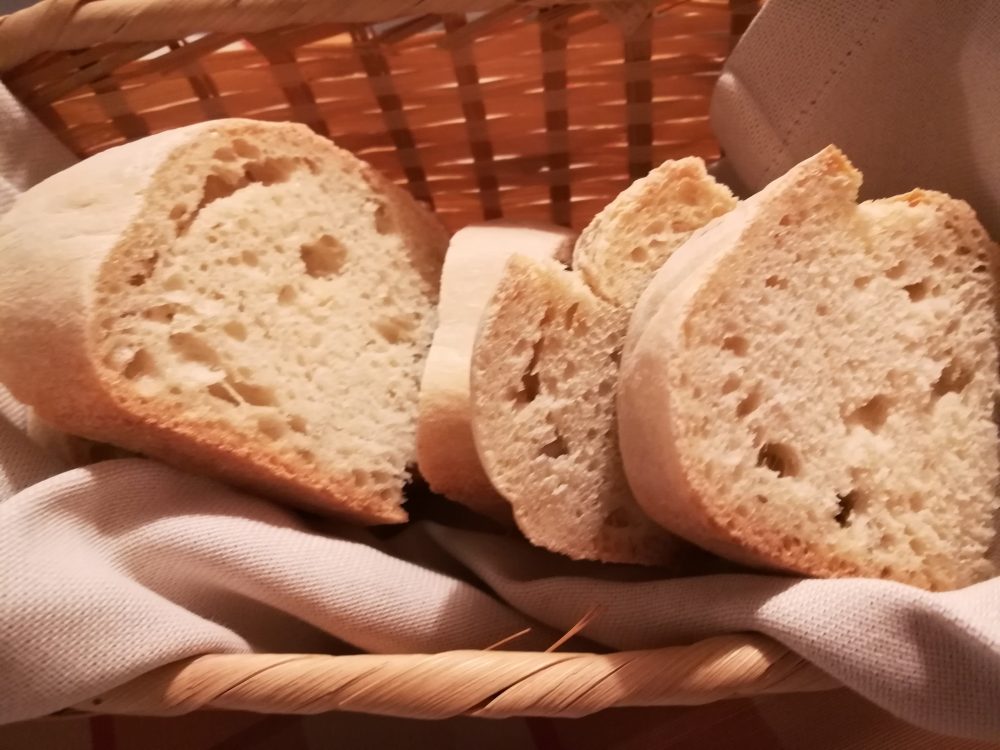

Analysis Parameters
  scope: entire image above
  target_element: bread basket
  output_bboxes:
[0,0,839,718]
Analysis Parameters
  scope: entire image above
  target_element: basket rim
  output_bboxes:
[69,634,837,718]
[0,0,634,73]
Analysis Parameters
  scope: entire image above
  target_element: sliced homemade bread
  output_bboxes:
[618,146,1000,589]
[0,118,448,523]
[470,159,736,564]
[417,221,575,521]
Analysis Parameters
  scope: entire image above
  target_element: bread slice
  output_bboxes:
[618,146,1000,589]
[417,221,575,521]
[0,118,448,523]
[470,159,736,564]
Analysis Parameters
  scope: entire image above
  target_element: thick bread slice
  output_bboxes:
[0,118,448,523]
[471,159,736,564]
[417,221,574,520]
[618,146,1000,589]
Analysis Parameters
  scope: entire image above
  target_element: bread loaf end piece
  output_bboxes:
[0,119,449,522]
[417,221,575,521]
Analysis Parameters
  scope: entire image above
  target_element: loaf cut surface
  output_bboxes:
[619,146,1000,589]
[417,221,574,520]
[471,159,736,564]
[0,119,448,523]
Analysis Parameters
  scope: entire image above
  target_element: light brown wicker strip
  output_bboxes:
[73,636,836,718]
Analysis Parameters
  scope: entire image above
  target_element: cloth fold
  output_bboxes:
[2,1,1000,740]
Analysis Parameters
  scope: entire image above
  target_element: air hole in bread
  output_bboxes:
[722,335,748,356]
[207,382,239,406]
[374,203,394,235]
[300,235,348,277]
[756,442,800,478]
[143,303,183,323]
[128,251,160,287]
[373,315,416,344]
[564,303,579,329]
[169,204,186,221]
[277,285,297,305]
[239,250,258,267]
[597,380,613,397]
[244,157,296,185]
[973,264,988,274]
[765,275,787,289]
[258,415,286,440]
[755,494,768,504]
[931,254,946,267]
[629,245,648,262]
[351,469,368,487]
[957,245,971,256]
[834,490,861,527]
[223,321,247,341]
[844,394,890,432]
[178,173,245,234]
[816,302,831,316]
[213,147,237,162]
[721,374,741,394]
[604,507,629,528]
[232,138,261,159]
[122,348,157,380]
[230,379,276,407]
[169,333,220,367]
[564,361,577,378]
[645,219,666,234]
[853,275,872,290]
[515,337,544,404]
[297,448,315,462]
[736,387,761,418]
[541,432,569,458]
[778,214,792,226]
[932,359,973,398]
[903,281,928,301]
[288,416,308,434]
[163,274,185,291]
[609,347,622,366]
[884,260,907,279]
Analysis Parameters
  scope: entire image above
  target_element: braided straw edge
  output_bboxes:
[71,635,837,718]
[0,0,630,72]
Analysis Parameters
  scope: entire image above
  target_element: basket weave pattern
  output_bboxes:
[1,0,755,230]
[0,0,837,719]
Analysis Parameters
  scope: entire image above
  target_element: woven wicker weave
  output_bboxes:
[0,0,839,719]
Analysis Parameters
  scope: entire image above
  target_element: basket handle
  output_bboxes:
[71,635,837,718]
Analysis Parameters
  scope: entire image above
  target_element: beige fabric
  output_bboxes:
[711,0,1000,239]
[2,3,1000,738]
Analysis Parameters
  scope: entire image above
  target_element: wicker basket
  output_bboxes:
[0,0,839,719]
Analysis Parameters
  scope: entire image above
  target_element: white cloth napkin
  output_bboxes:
[2,2,1000,739]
